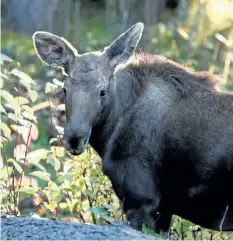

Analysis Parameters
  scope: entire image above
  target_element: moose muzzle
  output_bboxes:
[64,116,91,155]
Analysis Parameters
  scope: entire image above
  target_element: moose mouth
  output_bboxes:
[69,149,86,156]
[65,135,90,156]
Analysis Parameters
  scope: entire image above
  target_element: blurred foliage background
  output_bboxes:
[1,0,233,240]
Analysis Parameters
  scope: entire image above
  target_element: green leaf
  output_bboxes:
[45,82,58,93]
[11,69,36,85]
[0,90,14,102]
[19,187,36,195]
[48,189,62,203]
[20,77,31,89]
[53,78,64,87]
[1,166,13,180]
[51,146,65,157]
[59,173,73,182]
[30,171,50,181]
[27,149,50,163]
[7,158,23,174]
[22,111,37,123]
[0,53,13,62]
[0,105,7,114]
[0,155,3,169]
[55,125,64,135]
[0,121,11,140]
[14,96,29,106]
[8,113,18,122]
[142,224,163,238]
[49,138,58,145]
[89,207,108,216]
[0,77,4,89]
[0,190,9,200]
[29,90,38,103]
[87,190,96,200]
[0,72,8,80]
[102,214,114,223]
[30,160,46,172]
[48,156,61,171]
[57,104,65,111]
[102,203,113,211]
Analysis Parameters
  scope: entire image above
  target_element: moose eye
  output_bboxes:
[100,90,106,97]
[63,88,67,95]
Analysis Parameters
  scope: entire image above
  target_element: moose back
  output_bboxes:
[33,23,233,237]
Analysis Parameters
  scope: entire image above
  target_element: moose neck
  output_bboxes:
[89,66,142,158]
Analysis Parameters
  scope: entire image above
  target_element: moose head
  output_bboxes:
[33,23,144,155]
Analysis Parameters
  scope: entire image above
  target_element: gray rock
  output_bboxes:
[1,216,159,240]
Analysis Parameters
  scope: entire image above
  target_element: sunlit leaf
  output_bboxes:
[30,123,39,141]
[18,118,32,128]
[29,90,38,103]
[48,156,61,171]
[27,149,50,163]
[0,78,4,89]
[87,190,96,200]
[53,78,64,87]
[0,53,13,62]
[59,172,73,182]
[11,69,36,85]
[19,187,36,195]
[44,201,58,212]
[30,160,46,172]
[22,111,37,123]
[0,122,11,140]
[20,126,32,144]
[7,158,23,174]
[142,224,162,238]
[102,203,113,211]
[57,104,65,111]
[1,166,13,180]
[49,138,58,145]
[0,72,8,80]
[89,207,108,216]
[0,90,14,102]
[14,144,26,161]
[48,189,62,203]
[51,146,65,157]
[45,82,58,93]
[0,190,9,200]
[8,113,18,122]
[30,171,50,181]
[55,125,64,135]
[0,154,3,169]
[0,105,7,114]
[20,77,31,89]
[14,96,29,106]
[70,199,79,213]
[102,214,114,223]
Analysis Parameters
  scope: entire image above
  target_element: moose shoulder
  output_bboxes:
[33,23,233,238]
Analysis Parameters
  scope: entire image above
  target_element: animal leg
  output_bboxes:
[103,157,163,235]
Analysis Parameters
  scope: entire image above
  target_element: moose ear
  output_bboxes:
[32,31,78,73]
[104,22,144,68]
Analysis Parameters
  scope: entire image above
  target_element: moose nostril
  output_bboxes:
[69,136,79,150]
[84,138,88,146]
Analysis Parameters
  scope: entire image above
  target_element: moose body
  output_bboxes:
[33,23,233,237]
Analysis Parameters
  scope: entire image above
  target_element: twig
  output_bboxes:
[2,142,14,213]
[17,125,32,204]
[77,211,86,223]
[219,205,229,232]
[83,168,97,224]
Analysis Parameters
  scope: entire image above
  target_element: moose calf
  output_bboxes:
[33,23,233,238]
